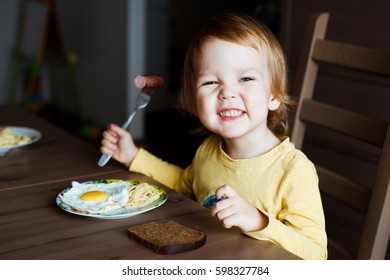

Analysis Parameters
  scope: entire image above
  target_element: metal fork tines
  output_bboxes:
[121,91,151,130]
[98,89,152,167]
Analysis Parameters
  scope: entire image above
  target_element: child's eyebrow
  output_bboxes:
[196,73,215,80]
[236,67,264,76]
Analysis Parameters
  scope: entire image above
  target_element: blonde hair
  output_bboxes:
[178,12,294,136]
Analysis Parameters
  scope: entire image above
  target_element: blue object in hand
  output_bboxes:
[203,194,226,209]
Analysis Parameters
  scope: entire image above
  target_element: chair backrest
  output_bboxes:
[291,12,390,259]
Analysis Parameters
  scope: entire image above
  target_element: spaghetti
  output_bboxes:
[0,127,31,147]
[125,183,161,208]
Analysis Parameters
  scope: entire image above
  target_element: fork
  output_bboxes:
[97,89,152,167]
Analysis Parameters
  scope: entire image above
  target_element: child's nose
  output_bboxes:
[218,85,237,100]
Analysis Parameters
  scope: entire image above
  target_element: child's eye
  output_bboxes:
[202,81,218,86]
[240,77,254,82]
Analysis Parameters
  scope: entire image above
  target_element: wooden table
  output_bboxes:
[0,105,299,260]
[0,105,121,190]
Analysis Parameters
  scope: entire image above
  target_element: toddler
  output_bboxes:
[100,12,327,260]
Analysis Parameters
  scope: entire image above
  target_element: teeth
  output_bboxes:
[219,110,243,117]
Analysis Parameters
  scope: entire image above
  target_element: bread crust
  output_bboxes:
[128,221,207,254]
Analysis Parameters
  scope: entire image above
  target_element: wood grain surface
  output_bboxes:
[0,106,299,260]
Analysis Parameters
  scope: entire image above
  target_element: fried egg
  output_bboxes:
[61,181,131,214]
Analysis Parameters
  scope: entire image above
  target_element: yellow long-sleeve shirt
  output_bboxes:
[130,135,327,260]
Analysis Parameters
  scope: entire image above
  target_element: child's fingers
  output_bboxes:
[102,130,117,143]
[210,196,230,216]
[108,124,126,137]
[213,200,232,217]
[212,202,240,229]
[100,125,123,153]
[102,136,117,149]
[108,124,134,144]
[211,185,236,216]
[100,135,118,153]
[215,184,237,199]
[100,145,115,155]
[219,214,238,229]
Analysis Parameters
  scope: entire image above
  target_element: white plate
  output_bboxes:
[0,126,41,156]
[56,179,168,219]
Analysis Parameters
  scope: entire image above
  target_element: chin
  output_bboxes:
[218,129,247,140]
[205,123,248,139]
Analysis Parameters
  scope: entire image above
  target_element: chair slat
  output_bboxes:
[300,99,387,147]
[358,126,390,259]
[316,165,371,215]
[313,39,390,76]
[292,12,390,260]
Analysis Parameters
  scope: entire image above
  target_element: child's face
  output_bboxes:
[195,38,280,141]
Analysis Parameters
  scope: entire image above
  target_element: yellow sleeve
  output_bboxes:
[129,148,195,199]
[246,160,328,260]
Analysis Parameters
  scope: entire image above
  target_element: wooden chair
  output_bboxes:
[290,12,390,259]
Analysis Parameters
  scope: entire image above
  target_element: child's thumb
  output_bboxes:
[216,184,236,199]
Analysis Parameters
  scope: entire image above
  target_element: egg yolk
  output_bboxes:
[80,191,108,202]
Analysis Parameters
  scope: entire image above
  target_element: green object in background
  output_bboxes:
[8,0,102,144]
[23,58,44,110]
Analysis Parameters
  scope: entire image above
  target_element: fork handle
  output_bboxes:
[121,111,137,130]
[98,111,138,167]
[98,153,112,167]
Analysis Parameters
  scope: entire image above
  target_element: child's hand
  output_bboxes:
[100,123,139,168]
[210,184,269,233]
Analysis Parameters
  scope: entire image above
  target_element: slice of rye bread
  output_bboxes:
[128,221,206,254]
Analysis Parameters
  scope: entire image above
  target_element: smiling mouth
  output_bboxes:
[218,110,244,118]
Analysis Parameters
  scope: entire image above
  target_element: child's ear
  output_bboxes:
[268,95,281,111]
